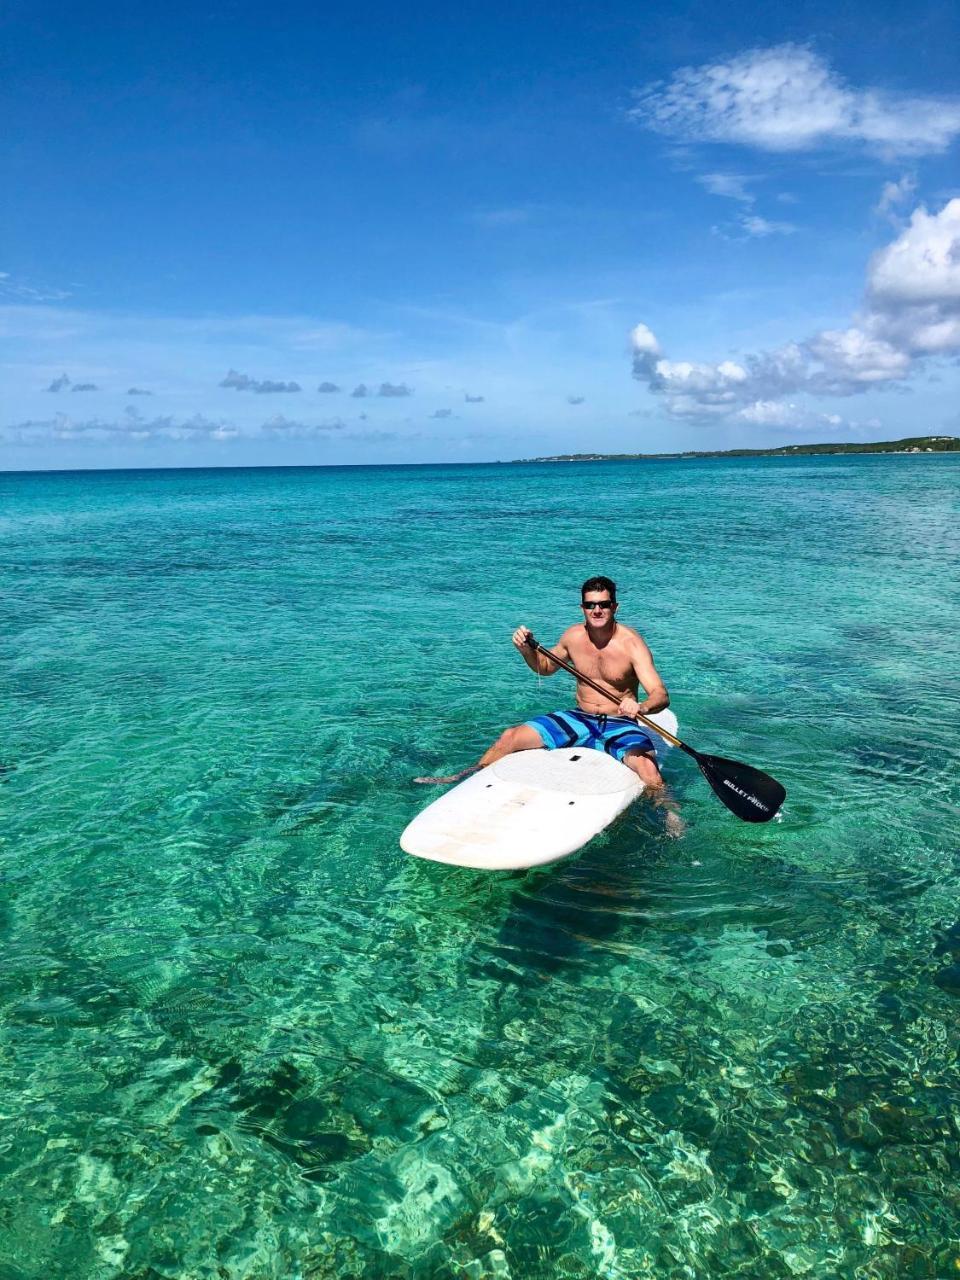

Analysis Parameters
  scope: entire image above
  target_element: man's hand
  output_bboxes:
[618,695,641,719]
[512,626,533,651]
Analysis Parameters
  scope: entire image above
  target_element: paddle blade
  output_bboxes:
[695,752,786,823]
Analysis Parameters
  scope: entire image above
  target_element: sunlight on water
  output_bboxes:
[1,456,959,1278]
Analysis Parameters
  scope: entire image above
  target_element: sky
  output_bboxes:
[2,0,959,469]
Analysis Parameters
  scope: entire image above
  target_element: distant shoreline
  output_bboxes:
[513,435,960,463]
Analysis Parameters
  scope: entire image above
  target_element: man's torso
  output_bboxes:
[561,623,640,713]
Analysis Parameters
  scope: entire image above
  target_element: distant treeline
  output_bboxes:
[515,436,960,463]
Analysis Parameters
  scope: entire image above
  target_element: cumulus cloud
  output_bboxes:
[219,369,301,393]
[46,373,70,392]
[351,383,368,398]
[126,387,152,396]
[631,198,960,422]
[71,382,99,392]
[630,45,960,156]
[378,381,412,397]
[567,395,586,405]
[317,381,340,393]
[464,393,485,403]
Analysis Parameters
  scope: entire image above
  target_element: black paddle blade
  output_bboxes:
[694,752,786,823]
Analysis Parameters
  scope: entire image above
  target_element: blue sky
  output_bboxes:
[3,0,959,468]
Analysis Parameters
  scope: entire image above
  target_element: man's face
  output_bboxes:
[581,591,617,628]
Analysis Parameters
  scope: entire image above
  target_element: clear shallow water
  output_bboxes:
[1,456,959,1279]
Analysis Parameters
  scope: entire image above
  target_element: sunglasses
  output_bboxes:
[581,599,615,611]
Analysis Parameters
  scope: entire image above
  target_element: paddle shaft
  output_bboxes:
[526,636,690,754]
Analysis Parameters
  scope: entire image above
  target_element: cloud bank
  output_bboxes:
[630,45,960,157]
[632,198,960,424]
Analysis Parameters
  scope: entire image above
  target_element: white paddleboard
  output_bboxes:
[401,709,679,871]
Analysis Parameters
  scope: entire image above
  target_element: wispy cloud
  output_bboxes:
[0,271,72,303]
[45,373,70,392]
[260,414,345,438]
[739,214,796,238]
[875,174,917,220]
[630,45,960,157]
[567,395,585,405]
[464,393,485,403]
[3,411,239,443]
[430,408,453,419]
[126,387,152,396]
[696,173,754,204]
[71,382,99,392]
[631,197,960,422]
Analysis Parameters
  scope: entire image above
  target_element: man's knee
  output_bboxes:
[501,724,536,751]
[624,752,663,787]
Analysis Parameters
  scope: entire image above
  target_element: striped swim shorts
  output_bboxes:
[524,709,657,762]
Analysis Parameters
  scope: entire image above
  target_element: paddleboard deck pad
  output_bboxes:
[401,709,678,871]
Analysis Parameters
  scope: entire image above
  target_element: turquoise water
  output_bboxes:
[1,456,959,1279]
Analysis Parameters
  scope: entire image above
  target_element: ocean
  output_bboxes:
[2,455,959,1278]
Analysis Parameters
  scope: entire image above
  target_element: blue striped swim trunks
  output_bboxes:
[524,709,657,762]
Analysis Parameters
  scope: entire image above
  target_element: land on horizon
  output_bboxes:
[514,435,960,463]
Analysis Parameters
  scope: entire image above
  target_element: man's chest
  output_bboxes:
[567,640,634,686]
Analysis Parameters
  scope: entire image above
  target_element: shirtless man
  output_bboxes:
[478,575,674,799]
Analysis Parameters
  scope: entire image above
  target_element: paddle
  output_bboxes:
[525,635,786,823]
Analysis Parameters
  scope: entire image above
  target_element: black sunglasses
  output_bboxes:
[581,599,615,611]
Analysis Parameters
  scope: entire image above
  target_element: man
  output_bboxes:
[476,575,672,796]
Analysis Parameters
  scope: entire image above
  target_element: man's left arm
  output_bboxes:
[618,636,669,719]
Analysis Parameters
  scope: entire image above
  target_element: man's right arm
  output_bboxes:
[512,626,567,674]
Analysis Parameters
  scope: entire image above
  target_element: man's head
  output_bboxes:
[580,575,618,627]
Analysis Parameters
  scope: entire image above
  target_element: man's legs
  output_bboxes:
[621,749,664,789]
[414,722,544,785]
[622,749,685,837]
[477,723,545,769]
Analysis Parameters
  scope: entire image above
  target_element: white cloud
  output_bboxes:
[740,214,796,238]
[696,173,754,203]
[631,198,960,422]
[875,174,916,219]
[867,199,960,310]
[630,45,960,156]
[867,199,960,355]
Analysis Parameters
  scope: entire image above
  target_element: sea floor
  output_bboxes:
[1,456,959,1277]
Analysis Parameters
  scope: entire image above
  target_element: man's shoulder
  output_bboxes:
[615,622,645,646]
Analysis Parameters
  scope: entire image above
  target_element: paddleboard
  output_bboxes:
[401,709,679,871]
